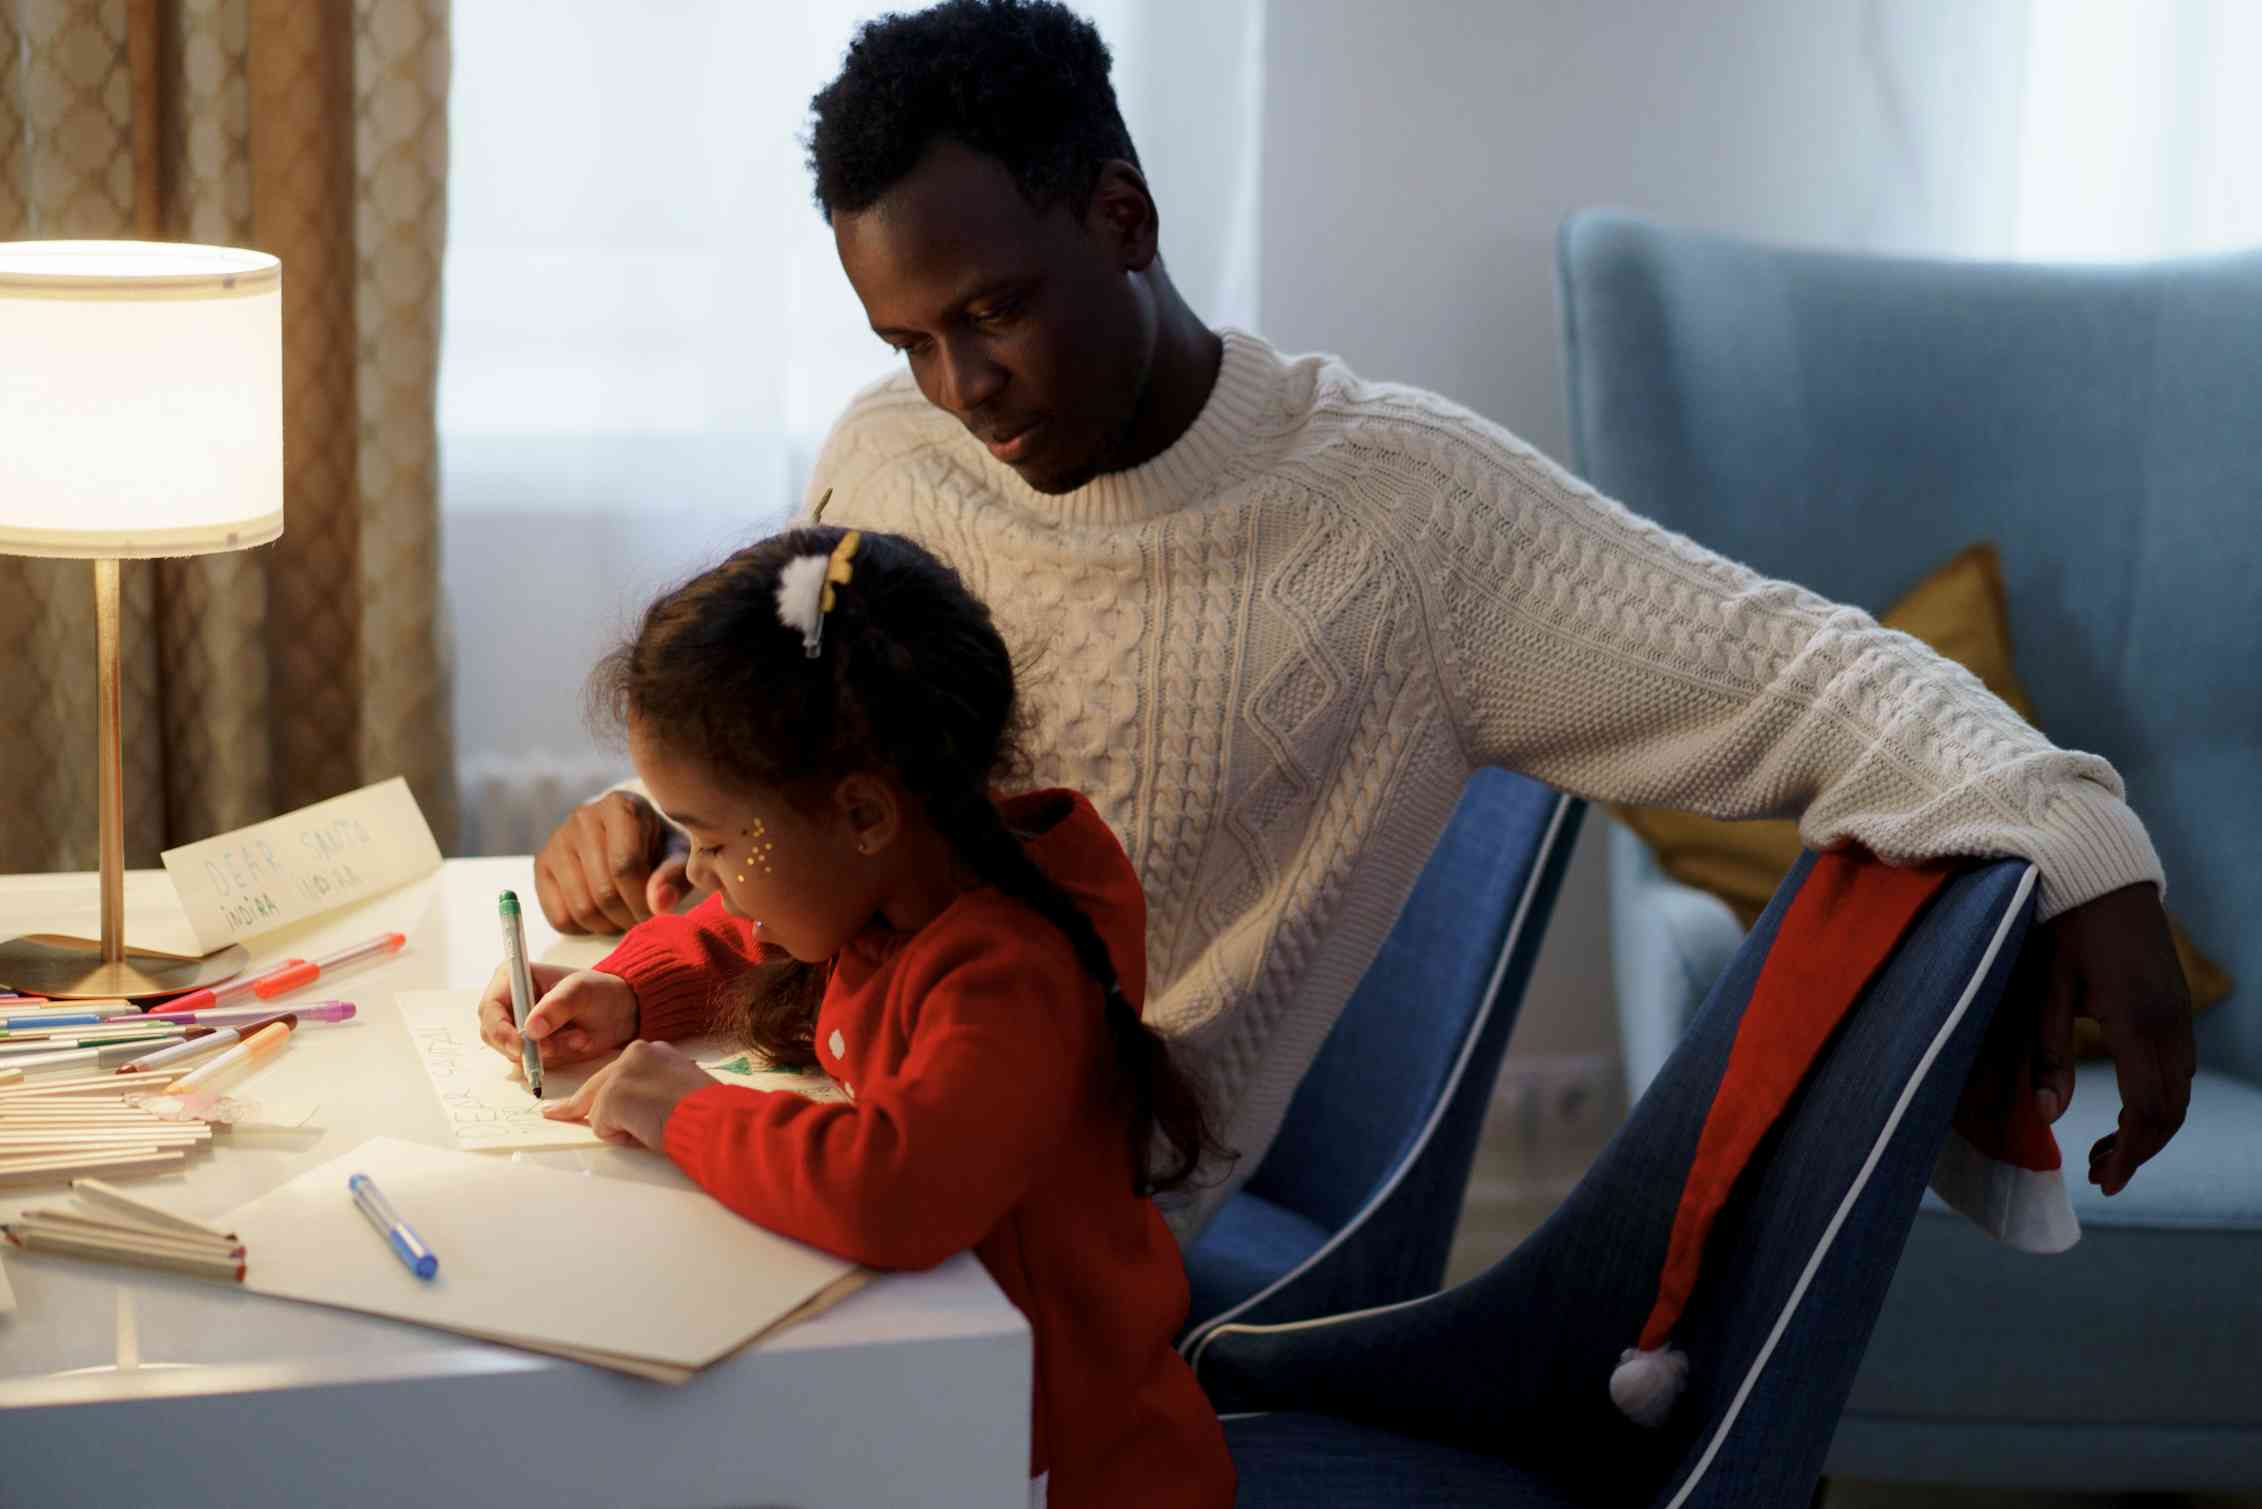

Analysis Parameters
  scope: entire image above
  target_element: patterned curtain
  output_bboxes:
[0,0,457,870]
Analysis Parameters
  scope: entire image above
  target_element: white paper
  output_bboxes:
[161,777,443,951]
[396,990,843,1153]
[219,1136,854,1369]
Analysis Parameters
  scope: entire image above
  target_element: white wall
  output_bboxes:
[1249,0,2033,1061]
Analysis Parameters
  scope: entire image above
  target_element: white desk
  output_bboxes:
[0,860,1032,1509]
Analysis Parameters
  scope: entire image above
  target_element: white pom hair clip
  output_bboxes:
[774,529,862,658]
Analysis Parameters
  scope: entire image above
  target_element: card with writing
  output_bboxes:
[160,777,443,951]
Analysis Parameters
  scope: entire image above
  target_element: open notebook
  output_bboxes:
[219,1136,864,1382]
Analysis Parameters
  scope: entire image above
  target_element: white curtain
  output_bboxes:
[440,0,1265,844]
[2013,0,2262,260]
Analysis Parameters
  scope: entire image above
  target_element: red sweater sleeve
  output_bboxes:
[595,894,787,1040]
[660,917,1092,1270]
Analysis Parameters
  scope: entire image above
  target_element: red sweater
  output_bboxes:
[598,790,1234,1509]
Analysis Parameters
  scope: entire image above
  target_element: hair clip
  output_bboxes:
[775,529,862,658]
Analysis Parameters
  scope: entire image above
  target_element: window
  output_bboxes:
[438,1,1264,848]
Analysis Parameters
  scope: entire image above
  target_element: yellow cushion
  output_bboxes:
[1611,542,2231,1058]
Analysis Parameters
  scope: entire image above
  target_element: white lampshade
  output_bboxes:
[0,240,283,560]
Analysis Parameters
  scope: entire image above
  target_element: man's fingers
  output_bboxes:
[532,850,575,934]
[2033,950,2080,1124]
[540,848,605,935]
[2098,1032,2188,1195]
[646,854,691,918]
[602,798,660,926]
[571,808,641,934]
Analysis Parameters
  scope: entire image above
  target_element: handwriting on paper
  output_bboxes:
[162,778,443,950]
[395,990,843,1154]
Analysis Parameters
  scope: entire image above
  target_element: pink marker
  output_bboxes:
[154,932,402,1016]
[152,999,355,1028]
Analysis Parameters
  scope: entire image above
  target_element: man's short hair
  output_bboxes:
[807,0,1141,222]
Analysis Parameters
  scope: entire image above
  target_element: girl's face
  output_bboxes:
[628,722,883,965]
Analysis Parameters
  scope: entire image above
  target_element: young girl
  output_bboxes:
[486,525,1235,1509]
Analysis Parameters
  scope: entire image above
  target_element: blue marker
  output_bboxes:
[349,1172,438,1279]
[1,1013,105,1033]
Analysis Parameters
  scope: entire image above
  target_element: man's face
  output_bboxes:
[834,139,1153,495]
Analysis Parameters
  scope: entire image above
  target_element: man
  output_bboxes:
[519,0,2192,1236]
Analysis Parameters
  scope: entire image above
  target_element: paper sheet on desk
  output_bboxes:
[217,1136,857,1374]
[395,990,844,1153]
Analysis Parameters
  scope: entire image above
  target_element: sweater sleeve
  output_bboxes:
[595,893,783,1041]
[1416,432,2163,921]
[659,920,1091,1270]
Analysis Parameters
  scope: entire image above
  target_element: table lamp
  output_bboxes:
[0,240,283,998]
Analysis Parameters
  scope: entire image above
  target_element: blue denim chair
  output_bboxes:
[1179,769,1585,1350]
[1558,208,2262,1492]
[1194,854,2039,1508]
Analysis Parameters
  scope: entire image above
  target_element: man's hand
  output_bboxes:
[477,963,638,1068]
[541,1039,715,1149]
[534,791,691,934]
[2023,881,2195,1196]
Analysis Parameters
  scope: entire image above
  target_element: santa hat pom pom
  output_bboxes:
[1610,1344,1689,1428]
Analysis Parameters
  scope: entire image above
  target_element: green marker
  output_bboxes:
[498,890,543,1098]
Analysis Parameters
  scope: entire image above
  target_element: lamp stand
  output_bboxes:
[0,559,248,999]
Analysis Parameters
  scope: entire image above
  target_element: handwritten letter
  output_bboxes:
[395,990,842,1154]
[162,777,443,950]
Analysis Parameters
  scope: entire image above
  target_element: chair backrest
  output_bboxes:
[1192,853,2041,1507]
[1248,768,1583,1238]
[1558,209,2262,1079]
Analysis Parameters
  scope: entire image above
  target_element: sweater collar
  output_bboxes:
[982,328,1285,528]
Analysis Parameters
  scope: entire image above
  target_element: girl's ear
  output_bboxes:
[833,772,900,856]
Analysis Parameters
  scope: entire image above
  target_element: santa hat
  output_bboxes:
[1609,846,2075,1428]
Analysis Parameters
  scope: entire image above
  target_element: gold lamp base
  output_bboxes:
[0,933,249,1000]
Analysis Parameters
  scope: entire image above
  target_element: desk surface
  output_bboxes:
[0,859,1032,1509]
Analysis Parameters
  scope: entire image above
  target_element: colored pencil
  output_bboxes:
[3,1222,243,1281]
[15,1210,242,1257]
[166,1021,290,1097]
[73,1177,236,1240]
[0,1149,186,1186]
[0,1076,141,1099]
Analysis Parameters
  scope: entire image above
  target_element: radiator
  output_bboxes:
[454,750,634,858]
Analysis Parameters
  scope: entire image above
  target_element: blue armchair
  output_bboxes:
[1181,769,1584,1348]
[1558,208,2262,1492]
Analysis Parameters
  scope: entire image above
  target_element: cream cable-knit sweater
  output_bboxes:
[653,328,2163,1238]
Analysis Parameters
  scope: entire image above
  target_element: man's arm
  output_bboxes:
[1410,429,2189,1191]
[1417,437,2161,920]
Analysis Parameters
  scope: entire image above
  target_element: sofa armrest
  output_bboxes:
[1607,821,1745,1104]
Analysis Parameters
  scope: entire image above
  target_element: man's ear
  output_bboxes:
[1087,159,1159,274]
[834,772,901,856]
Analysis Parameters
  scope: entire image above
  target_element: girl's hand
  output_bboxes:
[542,1039,715,1149]
[478,965,638,1068]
